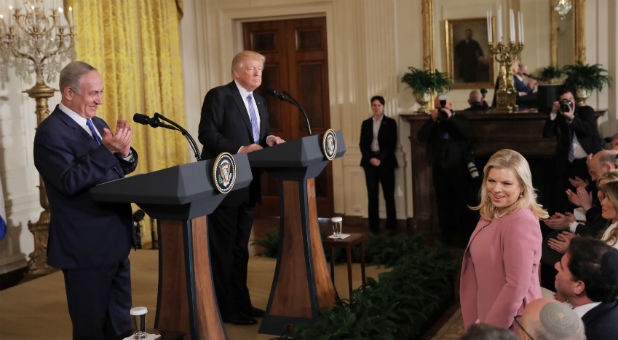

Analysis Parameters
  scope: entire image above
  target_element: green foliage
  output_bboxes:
[401,67,452,95]
[251,227,280,258]
[538,66,563,83]
[291,233,460,340]
[563,60,611,92]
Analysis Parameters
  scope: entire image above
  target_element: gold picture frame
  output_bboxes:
[444,18,494,90]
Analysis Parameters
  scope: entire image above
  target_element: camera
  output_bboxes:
[480,88,488,98]
[437,95,449,122]
[467,161,480,179]
[559,99,573,113]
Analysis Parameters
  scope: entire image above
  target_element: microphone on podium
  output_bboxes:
[132,113,202,161]
[264,87,312,136]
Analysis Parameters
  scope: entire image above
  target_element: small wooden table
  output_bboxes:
[322,233,367,297]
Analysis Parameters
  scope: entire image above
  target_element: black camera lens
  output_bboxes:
[559,99,572,113]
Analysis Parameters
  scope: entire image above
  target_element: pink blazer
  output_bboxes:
[460,207,542,329]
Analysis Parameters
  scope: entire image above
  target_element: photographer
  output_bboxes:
[418,96,479,246]
[543,87,602,213]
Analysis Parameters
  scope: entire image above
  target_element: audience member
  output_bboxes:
[463,89,489,112]
[513,61,537,110]
[459,323,518,340]
[359,95,398,233]
[543,87,603,213]
[554,237,618,340]
[597,181,618,250]
[461,149,548,329]
[418,95,478,245]
[515,298,585,340]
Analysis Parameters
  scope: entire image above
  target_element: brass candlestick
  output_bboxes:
[0,0,74,275]
[489,41,523,113]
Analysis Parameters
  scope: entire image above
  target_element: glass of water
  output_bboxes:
[331,216,343,237]
[130,306,147,339]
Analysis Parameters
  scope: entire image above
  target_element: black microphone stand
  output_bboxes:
[154,112,202,161]
[281,90,312,136]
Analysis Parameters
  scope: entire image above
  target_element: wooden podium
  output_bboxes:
[248,131,346,335]
[90,154,253,340]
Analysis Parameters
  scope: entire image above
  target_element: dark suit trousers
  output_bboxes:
[363,163,396,232]
[208,202,255,318]
[62,258,132,340]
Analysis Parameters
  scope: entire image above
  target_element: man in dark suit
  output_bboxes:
[455,29,484,83]
[418,96,479,246]
[198,50,284,325]
[554,237,618,340]
[513,61,537,110]
[543,88,603,213]
[33,61,138,339]
[359,96,398,233]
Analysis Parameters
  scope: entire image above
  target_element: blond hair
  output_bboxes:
[598,169,618,186]
[598,180,618,246]
[470,149,548,220]
[231,50,265,75]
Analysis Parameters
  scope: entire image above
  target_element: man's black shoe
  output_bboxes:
[247,306,265,317]
[222,313,257,325]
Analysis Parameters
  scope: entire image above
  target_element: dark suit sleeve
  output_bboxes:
[543,115,557,138]
[359,120,372,160]
[198,88,243,154]
[33,128,131,197]
[443,114,472,140]
[115,147,138,174]
[417,119,435,142]
[379,118,398,163]
[571,105,598,138]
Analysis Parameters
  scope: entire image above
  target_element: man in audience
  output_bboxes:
[513,61,537,110]
[515,298,585,340]
[554,237,618,340]
[463,89,489,112]
[543,87,603,213]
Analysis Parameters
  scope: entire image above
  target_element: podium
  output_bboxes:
[90,154,253,340]
[249,131,346,334]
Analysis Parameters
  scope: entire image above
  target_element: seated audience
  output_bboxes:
[513,61,537,110]
[515,298,585,340]
[464,89,489,112]
[459,323,518,340]
[461,149,547,329]
[597,180,618,249]
[554,237,618,340]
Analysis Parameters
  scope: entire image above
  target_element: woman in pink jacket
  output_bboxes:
[460,149,548,330]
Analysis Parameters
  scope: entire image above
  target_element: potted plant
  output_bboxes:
[563,61,611,105]
[401,67,452,114]
[538,66,564,84]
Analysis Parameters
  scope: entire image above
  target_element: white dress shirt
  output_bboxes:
[573,301,602,317]
[371,115,383,152]
[549,112,588,159]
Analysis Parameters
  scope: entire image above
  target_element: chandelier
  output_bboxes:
[0,0,75,85]
[554,0,573,20]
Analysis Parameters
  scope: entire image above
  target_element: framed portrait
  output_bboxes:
[444,18,494,89]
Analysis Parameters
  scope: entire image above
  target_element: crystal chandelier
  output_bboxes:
[0,0,75,85]
[554,0,573,20]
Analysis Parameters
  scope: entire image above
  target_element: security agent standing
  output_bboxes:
[543,87,602,213]
[359,95,398,233]
[33,61,138,339]
[418,96,478,245]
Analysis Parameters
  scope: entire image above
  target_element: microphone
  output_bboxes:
[153,112,202,162]
[263,87,312,136]
[523,73,539,81]
[133,113,176,130]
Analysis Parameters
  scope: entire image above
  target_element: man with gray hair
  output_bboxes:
[515,298,585,340]
[34,61,138,339]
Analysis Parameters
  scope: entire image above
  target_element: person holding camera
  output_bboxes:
[418,95,479,246]
[543,87,603,213]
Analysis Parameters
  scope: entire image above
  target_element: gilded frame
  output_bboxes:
[444,18,494,89]
[550,0,586,66]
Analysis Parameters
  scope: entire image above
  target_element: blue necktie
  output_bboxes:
[247,94,260,143]
[86,119,102,145]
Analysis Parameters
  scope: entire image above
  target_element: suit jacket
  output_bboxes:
[514,76,537,110]
[543,105,603,162]
[359,115,398,169]
[417,113,474,169]
[198,81,271,206]
[460,207,543,329]
[33,106,138,269]
[582,301,618,340]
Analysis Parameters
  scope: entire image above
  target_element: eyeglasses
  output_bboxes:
[514,315,535,340]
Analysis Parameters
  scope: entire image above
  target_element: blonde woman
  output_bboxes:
[598,181,618,249]
[460,149,548,330]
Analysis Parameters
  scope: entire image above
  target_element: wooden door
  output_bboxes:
[243,17,333,217]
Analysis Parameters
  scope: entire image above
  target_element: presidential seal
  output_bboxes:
[322,129,337,160]
[212,152,236,194]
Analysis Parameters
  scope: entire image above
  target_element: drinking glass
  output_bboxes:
[130,306,147,339]
[331,216,343,237]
